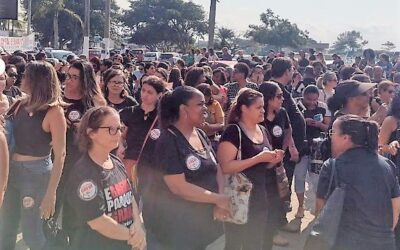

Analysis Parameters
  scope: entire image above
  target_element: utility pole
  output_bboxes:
[83,0,90,57]
[27,0,32,35]
[104,0,111,58]
[208,0,217,49]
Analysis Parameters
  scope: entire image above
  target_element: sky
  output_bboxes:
[116,0,400,50]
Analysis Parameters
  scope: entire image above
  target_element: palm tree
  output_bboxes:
[208,0,218,49]
[216,27,235,48]
[34,0,83,49]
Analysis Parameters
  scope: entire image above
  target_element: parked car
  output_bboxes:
[143,52,161,62]
[49,50,76,61]
[160,52,181,64]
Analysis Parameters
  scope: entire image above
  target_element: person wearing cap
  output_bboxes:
[327,80,375,122]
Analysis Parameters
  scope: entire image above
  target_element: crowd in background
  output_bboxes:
[0,46,400,250]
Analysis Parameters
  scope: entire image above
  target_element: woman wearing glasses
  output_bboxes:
[63,106,145,250]
[0,62,67,250]
[63,60,106,180]
[103,68,138,111]
[317,115,400,250]
[259,82,292,248]
[371,81,395,114]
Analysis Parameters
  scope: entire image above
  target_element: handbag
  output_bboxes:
[304,158,346,250]
[275,162,290,201]
[223,124,253,225]
[130,115,159,186]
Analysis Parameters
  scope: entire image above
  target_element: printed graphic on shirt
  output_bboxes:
[186,155,201,171]
[272,125,283,137]
[104,179,133,227]
[68,110,82,122]
[313,113,323,122]
[150,128,161,140]
[78,180,98,201]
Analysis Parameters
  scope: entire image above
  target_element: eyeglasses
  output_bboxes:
[328,129,336,137]
[275,93,283,99]
[109,80,124,86]
[8,72,18,78]
[66,74,80,81]
[97,126,122,135]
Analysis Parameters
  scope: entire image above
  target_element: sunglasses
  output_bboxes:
[97,126,122,135]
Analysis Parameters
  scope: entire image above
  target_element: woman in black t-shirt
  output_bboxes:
[151,86,228,249]
[64,106,145,250]
[259,82,291,249]
[63,60,107,178]
[119,76,165,184]
[218,88,284,250]
[103,68,138,111]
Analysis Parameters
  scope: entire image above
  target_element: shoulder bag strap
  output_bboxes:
[325,158,336,200]
[136,115,158,162]
[234,124,242,160]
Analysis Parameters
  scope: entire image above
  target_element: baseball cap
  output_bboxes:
[334,80,375,98]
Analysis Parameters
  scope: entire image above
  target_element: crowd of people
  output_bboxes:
[0,46,399,250]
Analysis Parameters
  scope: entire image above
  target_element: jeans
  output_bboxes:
[294,155,319,193]
[0,157,52,250]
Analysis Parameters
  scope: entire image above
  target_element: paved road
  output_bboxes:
[17,178,317,250]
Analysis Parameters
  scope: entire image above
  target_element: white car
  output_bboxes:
[160,52,181,64]
[143,52,161,62]
[47,50,76,61]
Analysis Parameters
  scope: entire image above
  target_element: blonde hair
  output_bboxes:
[22,61,64,113]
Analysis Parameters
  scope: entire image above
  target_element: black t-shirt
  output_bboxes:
[64,154,134,250]
[63,97,88,172]
[317,148,400,242]
[119,105,158,160]
[296,98,328,141]
[153,126,222,247]
[107,96,138,112]
[220,124,271,210]
[298,58,310,68]
[3,86,22,98]
[273,80,306,153]
[263,108,290,150]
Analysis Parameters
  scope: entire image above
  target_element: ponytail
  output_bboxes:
[327,94,345,115]
[158,86,200,129]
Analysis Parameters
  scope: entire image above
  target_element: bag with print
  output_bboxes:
[224,125,253,225]
[275,162,290,201]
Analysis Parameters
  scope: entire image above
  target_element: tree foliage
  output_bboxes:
[382,41,396,51]
[22,0,121,50]
[246,9,309,50]
[122,0,208,51]
[330,30,368,56]
[215,27,235,49]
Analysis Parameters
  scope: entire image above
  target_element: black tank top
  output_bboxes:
[13,105,52,157]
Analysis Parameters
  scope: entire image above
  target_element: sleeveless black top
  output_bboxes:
[13,105,51,157]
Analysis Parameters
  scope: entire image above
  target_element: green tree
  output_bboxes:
[382,41,396,51]
[215,27,235,49]
[330,30,368,56]
[123,0,208,51]
[23,0,83,49]
[246,9,309,50]
[23,0,122,50]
